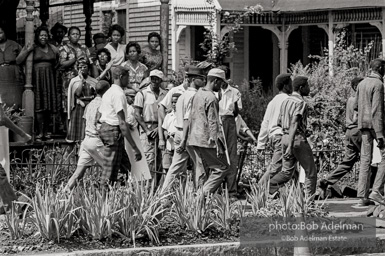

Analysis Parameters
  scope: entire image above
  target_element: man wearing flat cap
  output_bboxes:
[98,66,142,184]
[161,65,206,192]
[187,68,230,194]
[89,33,107,62]
[134,69,167,182]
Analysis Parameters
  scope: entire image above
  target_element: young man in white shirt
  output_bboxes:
[65,80,110,191]
[98,66,142,184]
[218,66,242,198]
[162,93,181,174]
[257,74,292,185]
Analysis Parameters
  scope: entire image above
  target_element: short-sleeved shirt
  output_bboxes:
[134,85,167,123]
[83,96,102,136]
[104,43,126,67]
[160,83,186,110]
[188,88,221,148]
[219,86,242,116]
[99,84,127,126]
[278,92,308,135]
[175,87,197,129]
[162,111,177,150]
[121,60,148,90]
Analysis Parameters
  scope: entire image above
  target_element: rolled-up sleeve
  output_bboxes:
[134,91,144,109]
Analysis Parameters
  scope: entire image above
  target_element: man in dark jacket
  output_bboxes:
[354,58,385,206]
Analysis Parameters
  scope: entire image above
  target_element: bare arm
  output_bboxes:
[134,107,149,133]
[158,104,167,149]
[16,46,33,65]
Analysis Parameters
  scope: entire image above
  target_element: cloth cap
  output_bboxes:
[150,70,164,80]
[207,68,226,80]
[93,33,106,41]
[186,65,206,77]
[124,88,137,97]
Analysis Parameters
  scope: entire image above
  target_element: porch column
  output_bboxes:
[83,0,94,48]
[160,0,170,76]
[171,4,176,71]
[382,8,385,59]
[278,35,289,74]
[22,0,35,118]
[328,11,334,77]
[39,0,49,27]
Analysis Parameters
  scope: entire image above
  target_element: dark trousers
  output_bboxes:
[190,146,229,194]
[325,128,361,185]
[259,134,283,185]
[269,134,317,196]
[221,116,238,196]
[357,129,385,198]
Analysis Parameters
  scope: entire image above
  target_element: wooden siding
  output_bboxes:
[128,0,172,73]
[177,28,188,68]
[63,4,102,45]
[232,30,245,86]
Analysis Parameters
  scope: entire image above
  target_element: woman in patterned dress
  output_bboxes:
[121,42,148,93]
[104,24,126,72]
[140,32,162,71]
[66,58,97,143]
[16,26,59,141]
[59,26,91,133]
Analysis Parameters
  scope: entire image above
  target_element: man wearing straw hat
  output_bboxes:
[187,68,229,194]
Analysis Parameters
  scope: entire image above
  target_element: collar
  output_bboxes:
[369,72,384,82]
[111,84,124,92]
[145,85,166,95]
[291,91,303,99]
[187,87,198,92]
[222,85,232,94]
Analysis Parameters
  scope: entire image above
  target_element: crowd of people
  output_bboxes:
[257,59,385,206]
[1,21,385,208]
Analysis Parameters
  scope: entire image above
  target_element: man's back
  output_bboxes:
[356,74,384,137]
[188,88,219,148]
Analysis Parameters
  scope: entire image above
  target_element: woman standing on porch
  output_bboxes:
[121,42,148,93]
[59,26,91,134]
[0,26,24,108]
[16,26,59,141]
[140,32,162,71]
[104,24,126,71]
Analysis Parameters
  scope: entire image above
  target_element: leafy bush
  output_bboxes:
[239,78,273,132]
[290,30,374,151]
[32,185,79,242]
